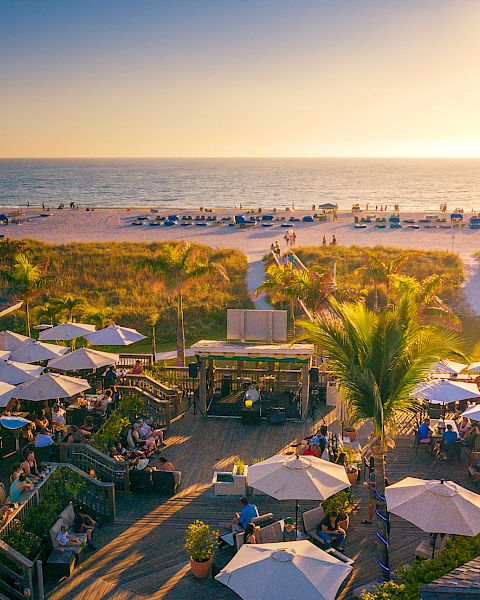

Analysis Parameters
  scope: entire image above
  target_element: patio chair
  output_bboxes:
[129,469,153,493]
[302,506,349,549]
[413,432,432,456]
[151,470,181,495]
[445,440,462,462]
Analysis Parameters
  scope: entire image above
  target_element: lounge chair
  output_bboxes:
[163,221,176,227]
[151,470,181,495]
[302,506,349,549]
[302,216,314,222]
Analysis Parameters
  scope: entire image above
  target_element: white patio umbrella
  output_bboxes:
[84,325,146,346]
[0,351,11,360]
[39,322,96,341]
[215,541,352,600]
[430,360,468,376]
[10,340,68,363]
[412,380,480,404]
[248,454,350,530]
[385,477,480,557]
[0,360,44,385]
[466,362,480,373]
[48,347,119,371]
[14,372,91,401]
[461,403,480,422]
[0,330,31,351]
[0,381,18,407]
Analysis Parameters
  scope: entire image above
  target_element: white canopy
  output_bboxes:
[461,404,480,422]
[39,322,96,341]
[0,351,11,360]
[215,541,352,600]
[10,340,68,363]
[14,373,91,401]
[412,380,480,404]
[247,454,350,501]
[0,330,31,351]
[467,362,480,373]
[0,381,18,407]
[48,347,119,371]
[430,360,468,375]
[385,477,480,536]
[0,360,44,385]
[84,325,146,346]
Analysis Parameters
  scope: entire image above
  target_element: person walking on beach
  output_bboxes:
[274,241,281,258]
[284,232,290,247]
[330,234,337,245]
[291,231,297,247]
[322,235,327,245]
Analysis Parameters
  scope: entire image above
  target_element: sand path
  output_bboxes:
[2,207,479,312]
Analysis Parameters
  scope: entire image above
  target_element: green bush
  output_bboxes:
[360,581,406,599]
[184,520,219,563]
[321,490,356,519]
[2,521,42,560]
[90,392,144,452]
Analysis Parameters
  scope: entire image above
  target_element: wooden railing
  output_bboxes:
[0,464,115,600]
[118,373,186,418]
[118,353,153,367]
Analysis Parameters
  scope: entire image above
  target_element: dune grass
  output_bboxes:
[0,240,252,347]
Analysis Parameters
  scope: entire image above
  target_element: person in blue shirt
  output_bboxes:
[442,424,459,451]
[232,497,259,532]
[417,419,432,443]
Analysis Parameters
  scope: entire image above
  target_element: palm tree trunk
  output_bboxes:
[176,293,185,367]
[151,324,157,362]
[373,445,390,581]
[24,302,31,337]
[290,299,296,339]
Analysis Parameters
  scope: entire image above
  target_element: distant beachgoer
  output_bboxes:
[375,205,378,211]
[42,202,45,210]
[366,203,369,211]
[291,231,297,247]
[274,241,281,257]
[331,235,337,245]
[284,232,290,247]
[270,243,275,254]
[322,235,327,245]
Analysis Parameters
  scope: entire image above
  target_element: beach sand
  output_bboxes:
[2,206,480,312]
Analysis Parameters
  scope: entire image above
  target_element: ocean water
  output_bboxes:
[1,158,480,211]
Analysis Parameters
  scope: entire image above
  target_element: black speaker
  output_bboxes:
[188,362,198,378]
[221,375,232,397]
[309,367,319,383]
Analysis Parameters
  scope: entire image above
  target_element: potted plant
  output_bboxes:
[339,446,361,485]
[321,490,356,529]
[184,520,219,578]
[343,419,358,442]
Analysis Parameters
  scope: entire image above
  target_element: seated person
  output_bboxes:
[34,409,50,432]
[55,524,82,555]
[131,360,143,375]
[62,426,85,444]
[51,404,66,428]
[243,522,260,544]
[109,446,140,467]
[10,473,33,504]
[115,440,143,459]
[150,456,175,472]
[79,416,94,437]
[21,451,41,483]
[303,442,318,457]
[9,463,23,484]
[72,504,97,549]
[458,417,471,438]
[316,510,346,551]
[463,424,480,449]
[231,497,259,533]
[34,429,54,448]
[137,419,165,446]
[442,424,459,452]
[417,418,432,443]
[94,389,114,413]
[282,517,297,542]
[132,422,156,454]
[22,423,35,444]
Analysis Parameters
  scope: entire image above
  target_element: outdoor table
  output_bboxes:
[46,549,76,579]
[430,419,458,439]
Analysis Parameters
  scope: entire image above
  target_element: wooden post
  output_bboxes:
[199,358,207,415]
[301,363,310,420]
[107,485,116,521]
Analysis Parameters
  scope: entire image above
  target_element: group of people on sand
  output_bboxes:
[322,234,336,245]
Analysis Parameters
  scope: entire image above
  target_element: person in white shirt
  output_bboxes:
[137,419,165,446]
[51,404,66,427]
[55,525,82,554]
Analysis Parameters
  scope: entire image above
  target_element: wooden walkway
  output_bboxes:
[48,410,476,600]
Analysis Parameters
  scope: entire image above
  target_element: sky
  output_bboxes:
[1,0,480,158]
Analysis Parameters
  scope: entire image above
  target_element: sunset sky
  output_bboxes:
[2,0,480,158]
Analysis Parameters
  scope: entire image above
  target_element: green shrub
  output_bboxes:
[90,392,144,452]
[184,520,219,563]
[321,490,356,519]
[360,581,406,599]
[2,521,42,560]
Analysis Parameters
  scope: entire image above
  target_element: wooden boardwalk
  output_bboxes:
[48,410,476,600]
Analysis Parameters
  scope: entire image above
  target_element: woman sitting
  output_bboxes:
[21,451,41,483]
[79,416,94,437]
[72,504,97,549]
[9,473,33,504]
[150,456,175,472]
[9,463,23,485]
[34,409,50,432]
[243,523,260,545]
[129,423,155,455]
[22,423,35,444]
[458,416,472,439]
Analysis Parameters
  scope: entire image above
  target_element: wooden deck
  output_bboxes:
[48,410,476,600]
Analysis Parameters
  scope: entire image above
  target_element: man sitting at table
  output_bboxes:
[417,418,432,444]
[34,429,54,448]
[231,497,259,533]
[442,424,459,456]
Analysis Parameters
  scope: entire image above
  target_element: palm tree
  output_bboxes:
[389,274,460,327]
[0,253,51,336]
[357,250,412,310]
[84,307,117,329]
[292,269,335,317]
[136,242,229,366]
[34,301,64,326]
[298,294,463,579]
[147,312,160,360]
[53,295,86,322]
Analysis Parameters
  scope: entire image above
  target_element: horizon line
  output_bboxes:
[2,155,480,160]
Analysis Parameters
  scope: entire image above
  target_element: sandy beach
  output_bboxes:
[2,206,480,312]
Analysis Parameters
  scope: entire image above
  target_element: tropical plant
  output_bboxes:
[84,306,118,329]
[360,581,407,600]
[291,269,335,316]
[34,301,64,325]
[147,311,160,359]
[184,520,219,563]
[321,490,356,519]
[52,295,86,322]
[136,242,229,366]
[0,253,53,336]
[234,457,245,475]
[298,294,464,580]
[1,521,42,560]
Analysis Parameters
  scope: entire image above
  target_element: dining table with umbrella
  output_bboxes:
[0,330,31,351]
[247,453,351,534]
[14,372,91,402]
[215,540,352,600]
[9,340,68,364]
[385,477,480,558]
[0,415,33,451]
[47,347,119,371]
[412,379,480,418]
[0,360,44,385]
[84,324,146,346]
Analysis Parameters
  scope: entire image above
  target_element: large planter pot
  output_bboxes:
[346,467,358,486]
[190,557,212,579]
[343,428,357,442]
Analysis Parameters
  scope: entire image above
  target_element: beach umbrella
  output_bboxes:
[0,381,18,407]
[0,360,44,385]
[385,477,480,557]
[247,454,350,530]
[0,415,32,430]
[466,362,480,374]
[412,380,480,404]
[0,330,31,351]
[215,540,352,600]
[39,322,96,341]
[461,404,480,422]
[10,340,68,364]
[0,351,11,360]
[48,347,119,371]
[430,360,468,376]
[84,324,146,346]
[14,372,91,401]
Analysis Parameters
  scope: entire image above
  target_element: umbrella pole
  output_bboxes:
[432,533,438,559]
[295,499,299,536]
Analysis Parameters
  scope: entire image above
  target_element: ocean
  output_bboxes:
[1,158,480,212]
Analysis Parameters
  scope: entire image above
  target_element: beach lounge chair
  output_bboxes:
[132,221,143,226]
[390,223,401,229]
[261,215,274,221]
[302,216,314,222]
[149,221,161,227]
[168,215,179,221]
[180,222,192,227]
[163,220,176,227]
[407,225,420,230]
[261,223,274,227]
[354,224,367,229]
[196,222,208,227]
